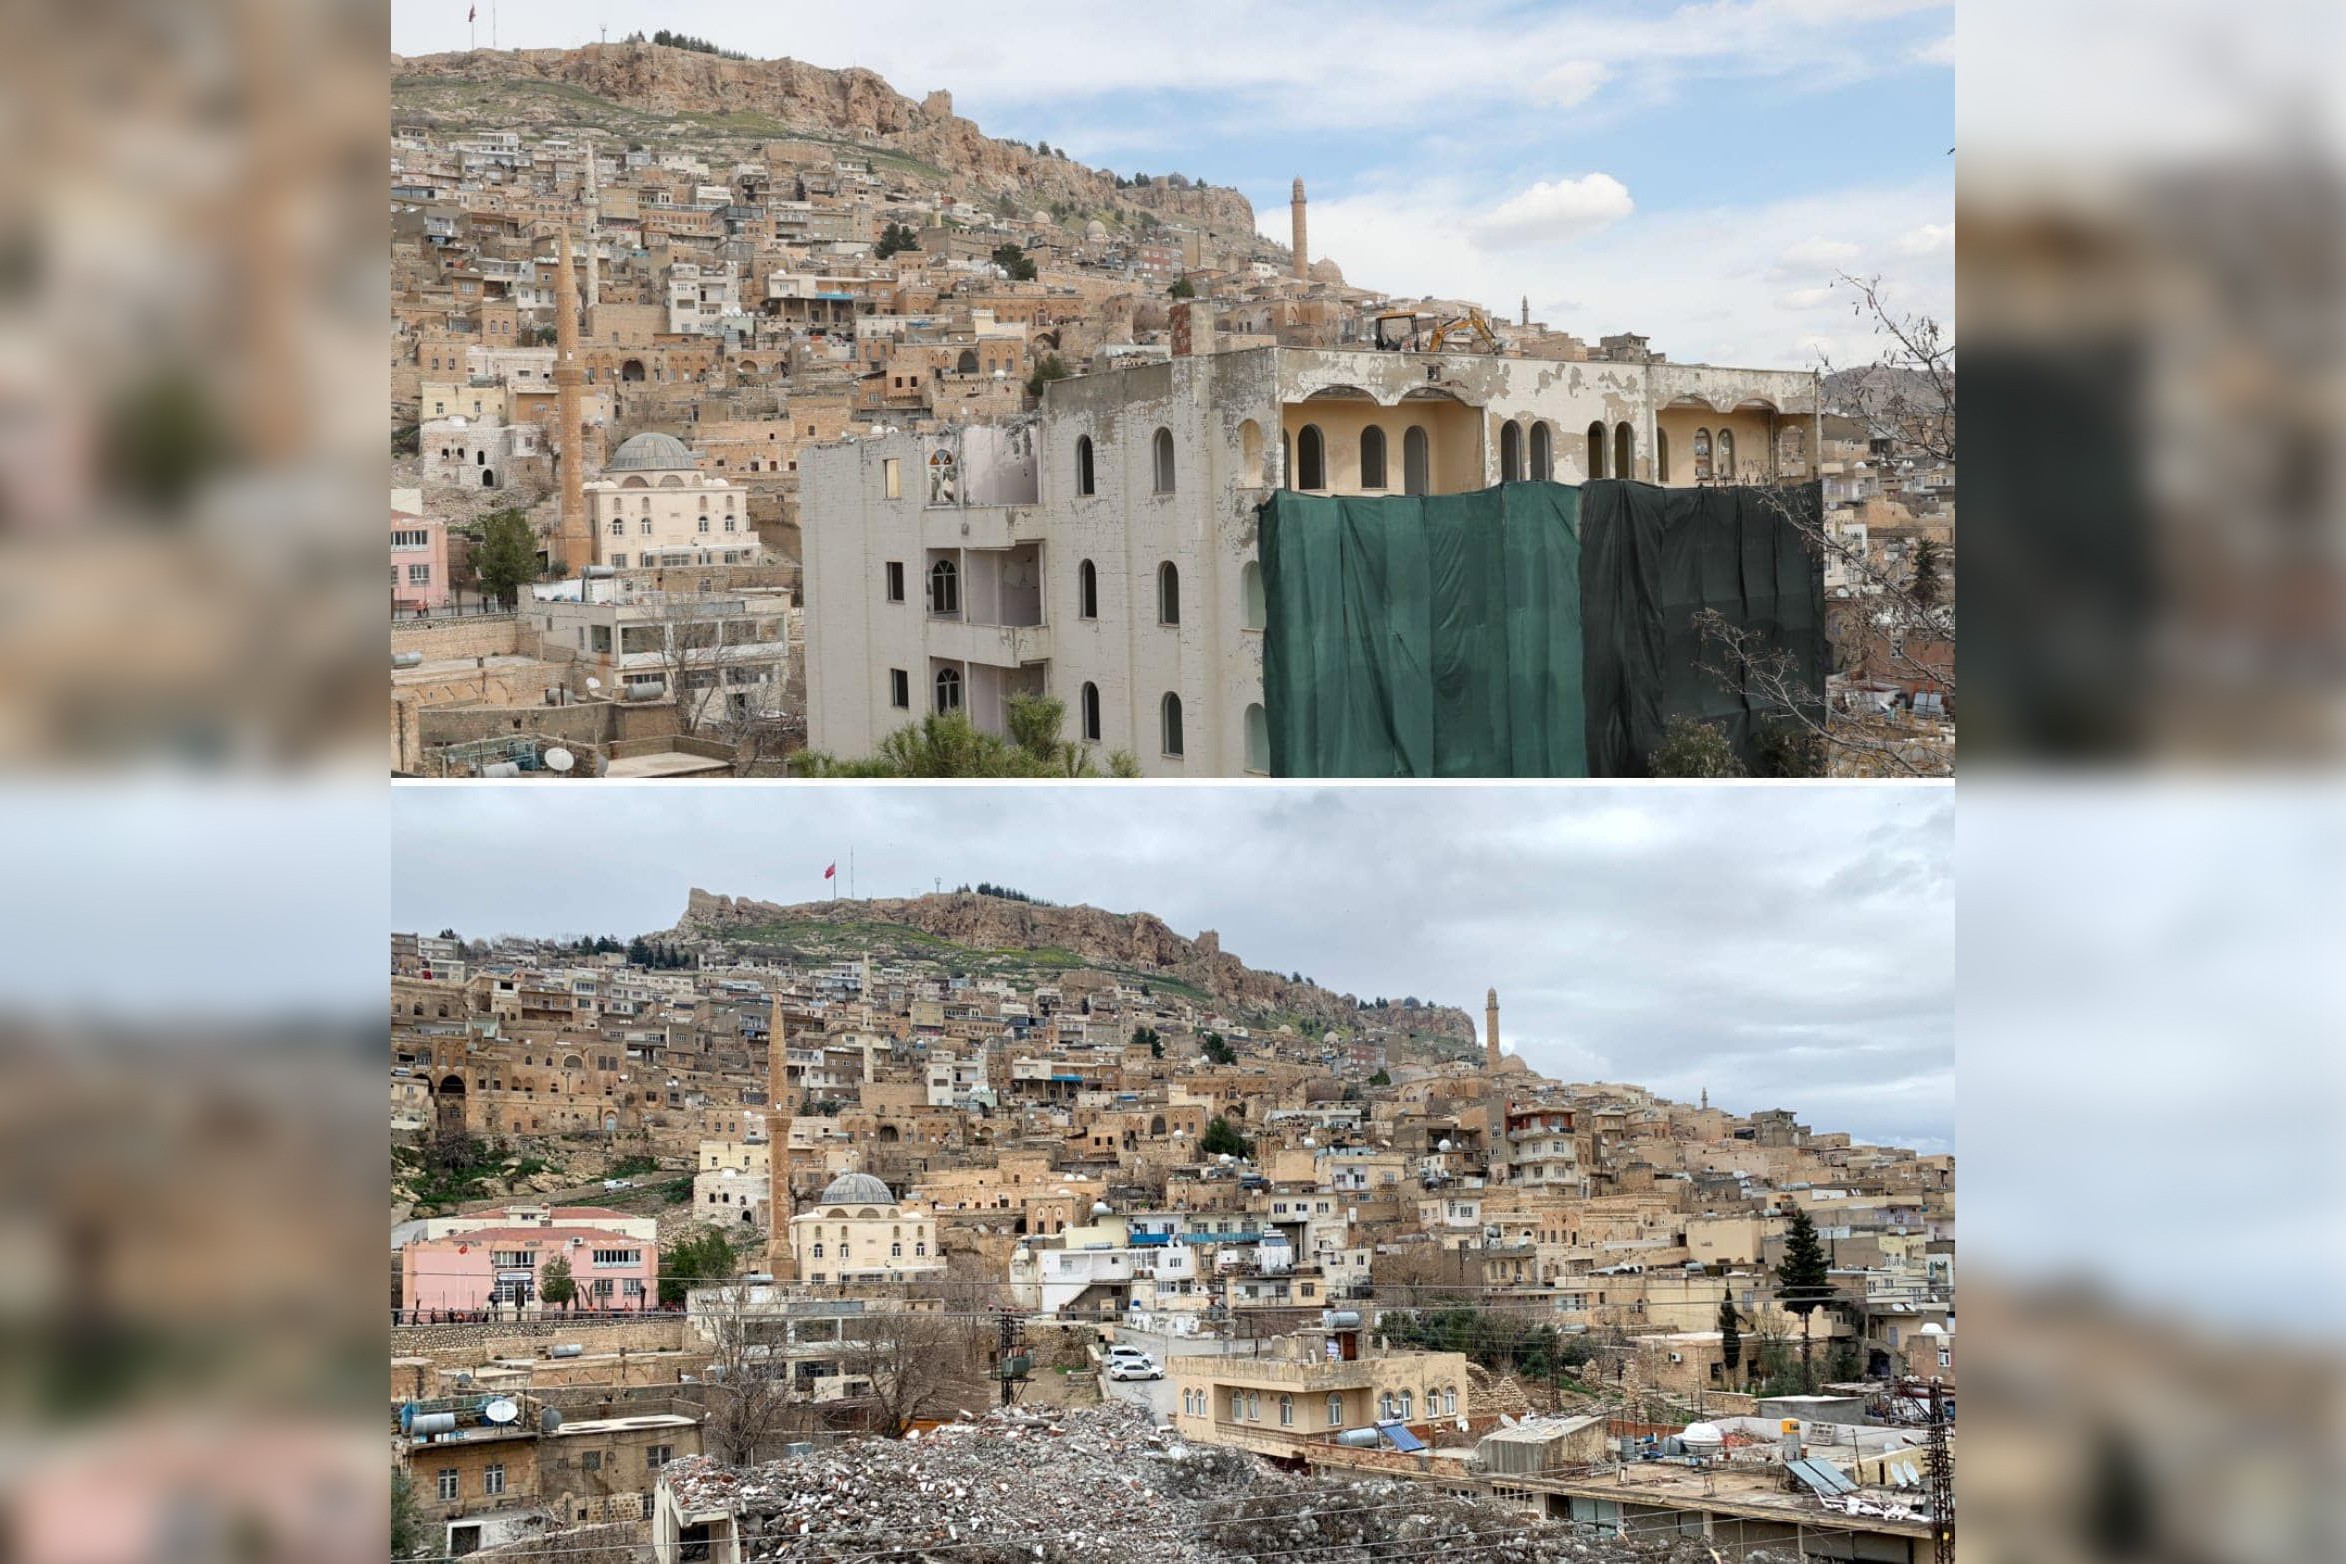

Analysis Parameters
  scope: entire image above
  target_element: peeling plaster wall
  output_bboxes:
[801,347,1819,776]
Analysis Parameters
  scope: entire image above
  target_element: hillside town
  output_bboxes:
[390,889,1955,1562]
[389,44,1955,779]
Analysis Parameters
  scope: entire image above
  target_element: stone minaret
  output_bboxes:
[765,994,798,1279]
[1290,177,1309,281]
[552,227,591,574]
[1520,295,1530,328]
[581,141,600,314]
[1485,987,1502,1072]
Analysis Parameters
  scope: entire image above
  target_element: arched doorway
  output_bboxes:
[620,359,647,382]
[434,1075,466,1139]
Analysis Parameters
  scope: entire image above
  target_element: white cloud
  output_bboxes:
[1894,221,1952,254]
[1470,174,1635,248]
[1779,286,1837,310]
[1912,31,1955,65]
[1776,237,1863,270]
[1533,59,1613,109]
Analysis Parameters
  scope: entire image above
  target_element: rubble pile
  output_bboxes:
[663,1404,1807,1563]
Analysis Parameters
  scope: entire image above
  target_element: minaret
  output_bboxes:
[1290,177,1309,281]
[1485,987,1502,1072]
[765,994,797,1280]
[552,227,592,574]
[1701,1087,1710,1111]
[1520,295,1530,328]
[581,140,601,314]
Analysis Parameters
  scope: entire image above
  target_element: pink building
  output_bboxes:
[392,508,450,613]
[401,1221,657,1315]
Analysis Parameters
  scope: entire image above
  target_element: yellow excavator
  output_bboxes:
[1375,306,1501,353]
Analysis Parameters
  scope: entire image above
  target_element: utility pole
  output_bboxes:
[1924,1377,1953,1564]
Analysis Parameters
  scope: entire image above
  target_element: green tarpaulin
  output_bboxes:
[1257,480,1823,777]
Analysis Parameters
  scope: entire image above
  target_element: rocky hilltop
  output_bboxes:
[672,888,1472,1042]
[393,43,1262,245]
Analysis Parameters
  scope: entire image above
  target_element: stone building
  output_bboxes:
[801,345,1818,774]
[788,1171,946,1288]
[588,432,755,569]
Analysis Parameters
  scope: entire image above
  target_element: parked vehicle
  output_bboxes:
[1105,1352,1162,1381]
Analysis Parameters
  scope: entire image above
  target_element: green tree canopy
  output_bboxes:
[1648,715,1746,778]
[1909,536,1946,608]
[1200,1033,1236,1067]
[793,698,1137,778]
[1167,275,1197,299]
[538,1253,578,1311]
[1024,352,1070,399]
[991,243,1038,281]
[473,507,541,609]
[875,222,921,259]
[1367,1068,1391,1087]
[660,1226,738,1308]
[1772,1206,1834,1388]
[1718,1291,1743,1380]
[1199,1117,1250,1159]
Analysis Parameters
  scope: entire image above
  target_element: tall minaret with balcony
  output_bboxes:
[1290,177,1309,281]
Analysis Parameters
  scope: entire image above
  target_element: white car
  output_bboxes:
[602,1178,633,1190]
[1105,1354,1162,1381]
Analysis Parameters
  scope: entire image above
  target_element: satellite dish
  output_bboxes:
[545,748,576,773]
[484,1398,520,1426]
[585,676,603,692]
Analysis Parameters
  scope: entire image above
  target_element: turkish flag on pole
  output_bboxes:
[468,5,476,20]
[823,863,836,879]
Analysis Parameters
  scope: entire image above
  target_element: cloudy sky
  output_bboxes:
[391,784,1953,1153]
[391,0,1954,370]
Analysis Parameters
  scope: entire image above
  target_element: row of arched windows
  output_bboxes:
[1286,423,1432,495]
[1072,429,1178,498]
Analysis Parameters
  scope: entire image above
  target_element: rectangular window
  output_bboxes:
[437,1469,460,1502]
[483,1464,505,1496]
[889,668,910,708]
[648,1444,674,1469]
[885,561,905,602]
[582,1451,601,1473]
[882,458,901,499]
[408,563,432,585]
[392,529,431,550]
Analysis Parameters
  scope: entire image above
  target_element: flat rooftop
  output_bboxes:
[604,751,734,778]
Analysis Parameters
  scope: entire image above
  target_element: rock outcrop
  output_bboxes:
[392,43,1261,243]
[673,888,1472,1041]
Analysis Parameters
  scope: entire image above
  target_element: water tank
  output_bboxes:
[548,1343,585,1359]
[539,1405,564,1434]
[1321,1309,1362,1329]
[481,761,521,779]
[391,651,423,669]
[1335,1427,1382,1448]
[404,1410,458,1437]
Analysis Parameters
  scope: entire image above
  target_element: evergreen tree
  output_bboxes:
[1200,1117,1250,1159]
[990,243,1037,281]
[1773,1207,1833,1390]
[660,1227,738,1307]
[392,1467,424,1558]
[473,507,541,608]
[1167,275,1196,299]
[1909,537,1946,608]
[1024,352,1069,399]
[1718,1291,1743,1383]
[538,1254,578,1311]
[1367,1068,1391,1087]
[1649,715,1746,778]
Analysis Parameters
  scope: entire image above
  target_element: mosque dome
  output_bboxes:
[1084,219,1109,241]
[605,431,695,471]
[817,1172,894,1206]
[1309,258,1346,286]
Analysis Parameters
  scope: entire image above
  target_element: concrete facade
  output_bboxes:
[802,346,1819,776]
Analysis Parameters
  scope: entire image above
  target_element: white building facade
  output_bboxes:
[801,346,1819,777]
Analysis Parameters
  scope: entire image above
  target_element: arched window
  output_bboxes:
[1693,427,1713,481]
[1500,420,1523,482]
[1586,421,1608,479]
[1075,435,1095,497]
[1245,703,1269,774]
[1080,682,1101,742]
[1327,1393,1344,1427]
[1239,419,1264,482]
[1615,421,1634,481]
[956,348,978,373]
[1241,561,1265,631]
[1078,559,1098,620]
[1152,426,1176,493]
[1397,1389,1413,1419]
[928,557,959,615]
[1529,421,1553,481]
[1297,424,1326,490]
[1403,426,1430,495]
[1278,1393,1294,1426]
[934,666,962,712]
[1161,692,1184,758]
[1716,428,1736,480]
[1359,426,1388,489]
[1657,428,1672,483]
[1157,561,1180,626]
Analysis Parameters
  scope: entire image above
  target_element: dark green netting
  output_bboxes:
[1258,480,1822,777]
[1259,483,1584,778]
[1578,481,1826,776]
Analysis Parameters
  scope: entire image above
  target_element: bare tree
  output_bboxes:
[475,1522,639,1564]
[1697,271,1956,777]
[836,1309,988,1435]
[647,593,729,738]
[698,1284,795,1465]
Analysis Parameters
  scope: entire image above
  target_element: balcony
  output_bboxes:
[925,503,1046,553]
[928,617,1051,669]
